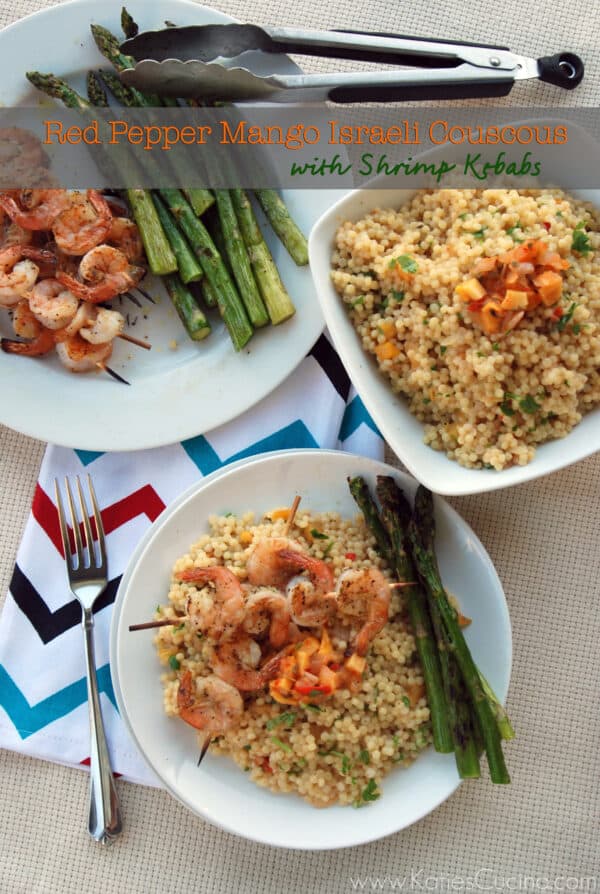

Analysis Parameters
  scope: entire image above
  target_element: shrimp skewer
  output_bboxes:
[175,565,246,641]
[0,245,54,307]
[0,189,70,230]
[51,190,112,256]
[57,245,145,303]
[336,567,391,656]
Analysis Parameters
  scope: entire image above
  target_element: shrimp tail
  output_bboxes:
[1,329,55,356]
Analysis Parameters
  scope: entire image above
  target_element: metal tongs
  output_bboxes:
[120,24,584,103]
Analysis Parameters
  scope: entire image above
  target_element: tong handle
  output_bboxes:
[537,52,584,89]
[268,27,509,68]
[332,28,510,53]
[329,78,514,104]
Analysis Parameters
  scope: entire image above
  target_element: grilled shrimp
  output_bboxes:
[57,245,144,303]
[336,567,391,656]
[52,190,112,256]
[79,307,125,344]
[177,670,243,733]
[1,326,55,356]
[242,587,293,649]
[108,217,144,262]
[175,565,246,640]
[211,633,272,692]
[277,549,336,628]
[12,299,40,339]
[54,332,113,373]
[1,221,33,248]
[28,278,79,330]
[0,245,53,307]
[246,537,307,589]
[0,189,70,230]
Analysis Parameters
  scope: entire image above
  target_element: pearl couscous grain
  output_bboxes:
[155,510,430,808]
[331,188,600,470]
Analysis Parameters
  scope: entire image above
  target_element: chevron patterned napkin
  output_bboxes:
[0,336,383,786]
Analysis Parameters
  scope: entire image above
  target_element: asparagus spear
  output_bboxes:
[347,476,393,565]
[230,189,296,325]
[254,188,308,266]
[375,477,454,755]
[214,190,268,328]
[121,6,139,39]
[26,71,177,277]
[408,486,511,784]
[152,195,203,284]
[92,23,214,216]
[91,23,165,107]
[159,189,252,350]
[163,274,211,341]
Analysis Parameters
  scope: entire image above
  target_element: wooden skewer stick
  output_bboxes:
[128,616,187,632]
[197,733,212,767]
[283,495,301,536]
[118,332,152,350]
[96,362,130,385]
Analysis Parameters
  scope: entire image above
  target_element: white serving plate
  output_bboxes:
[110,449,512,850]
[309,166,600,495]
[0,0,339,450]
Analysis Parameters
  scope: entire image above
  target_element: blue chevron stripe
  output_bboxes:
[0,663,117,740]
[339,396,380,440]
[182,420,319,475]
[75,449,104,466]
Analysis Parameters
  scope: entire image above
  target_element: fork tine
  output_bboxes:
[64,477,84,570]
[54,479,72,565]
[76,476,95,568]
[87,475,107,574]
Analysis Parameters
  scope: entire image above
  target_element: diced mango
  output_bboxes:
[379,319,396,338]
[501,289,529,311]
[480,300,503,334]
[239,530,253,545]
[533,270,563,306]
[375,341,400,361]
[345,653,367,675]
[455,277,487,303]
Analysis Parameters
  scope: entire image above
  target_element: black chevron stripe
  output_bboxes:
[308,334,351,401]
[9,564,121,645]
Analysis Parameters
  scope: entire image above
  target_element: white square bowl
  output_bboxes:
[309,181,600,496]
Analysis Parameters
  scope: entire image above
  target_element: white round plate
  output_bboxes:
[110,449,512,850]
[0,0,338,450]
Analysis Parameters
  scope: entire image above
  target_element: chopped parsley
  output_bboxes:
[155,604,162,614]
[492,342,500,351]
[270,736,292,753]
[499,400,515,417]
[458,212,469,220]
[519,394,541,414]
[322,541,334,557]
[341,755,352,775]
[572,221,592,256]
[174,623,185,632]
[440,345,448,355]
[483,463,495,470]
[350,296,365,308]
[353,779,381,807]
[506,222,525,242]
[358,749,370,765]
[422,397,431,405]
[223,511,234,517]
[389,254,418,274]
[242,744,251,751]
[168,655,180,671]
[287,759,307,776]
[391,289,405,302]
[401,695,411,708]
[266,712,296,731]
[466,226,487,240]
[310,528,328,540]
[556,301,578,332]
[302,703,323,713]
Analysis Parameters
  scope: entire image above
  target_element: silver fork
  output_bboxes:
[54,475,123,844]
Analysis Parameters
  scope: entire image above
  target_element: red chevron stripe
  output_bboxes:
[79,757,122,778]
[33,483,166,556]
